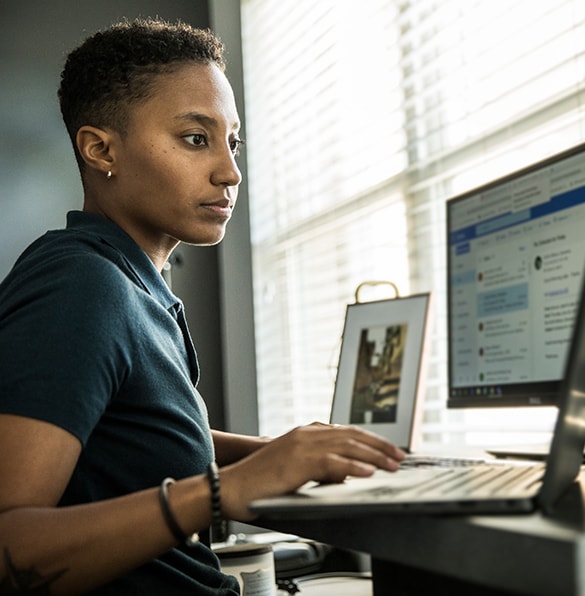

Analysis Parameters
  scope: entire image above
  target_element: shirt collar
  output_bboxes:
[66,210,180,311]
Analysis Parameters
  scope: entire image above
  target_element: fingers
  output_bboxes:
[337,437,402,473]
[309,453,377,484]
[287,423,405,478]
[323,423,405,465]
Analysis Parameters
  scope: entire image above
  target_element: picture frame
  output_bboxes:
[330,292,433,452]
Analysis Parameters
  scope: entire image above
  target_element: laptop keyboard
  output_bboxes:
[369,461,544,498]
[401,454,486,468]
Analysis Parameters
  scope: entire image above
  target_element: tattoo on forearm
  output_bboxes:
[0,548,67,595]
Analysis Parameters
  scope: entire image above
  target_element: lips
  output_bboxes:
[201,197,234,217]
[204,198,233,208]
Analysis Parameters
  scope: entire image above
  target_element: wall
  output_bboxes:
[209,0,260,436]
[0,0,233,429]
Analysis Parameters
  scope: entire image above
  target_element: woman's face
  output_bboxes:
[95,62,243,267]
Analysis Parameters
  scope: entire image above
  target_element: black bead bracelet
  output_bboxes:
[207,461,227,543]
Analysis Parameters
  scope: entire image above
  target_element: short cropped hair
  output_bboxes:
[58,18,226,169]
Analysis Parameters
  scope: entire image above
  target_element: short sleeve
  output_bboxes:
[0,250,134,445]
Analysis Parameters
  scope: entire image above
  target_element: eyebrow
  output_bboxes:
[175,111,241,132]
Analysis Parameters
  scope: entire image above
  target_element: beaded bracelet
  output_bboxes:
[207,461,227,543]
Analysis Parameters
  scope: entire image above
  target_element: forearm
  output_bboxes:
[0,475,213,595]
[212,429,272,466]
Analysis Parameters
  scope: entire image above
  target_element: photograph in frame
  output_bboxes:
[330,293,433,452]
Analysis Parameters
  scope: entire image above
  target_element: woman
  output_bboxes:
[0,18,404,594]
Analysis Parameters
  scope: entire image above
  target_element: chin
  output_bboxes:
[185,231,227,247]
[178,219,232,246]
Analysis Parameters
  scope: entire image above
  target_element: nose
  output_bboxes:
[211,146,242,188]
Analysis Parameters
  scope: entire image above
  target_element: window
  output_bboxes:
[240,0,585,446]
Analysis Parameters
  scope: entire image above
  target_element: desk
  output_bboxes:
[257,479,585,595]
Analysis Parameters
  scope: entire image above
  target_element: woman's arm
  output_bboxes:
[211,429,271,466]
[0,414,215,595]
[0,416,404,595]
[215,422,406,522]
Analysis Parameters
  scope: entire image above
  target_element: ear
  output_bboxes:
[76,125,117,176]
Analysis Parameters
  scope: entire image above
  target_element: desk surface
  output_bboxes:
[257,474,585,595]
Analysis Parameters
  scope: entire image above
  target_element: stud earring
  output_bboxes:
[106,170,112,180]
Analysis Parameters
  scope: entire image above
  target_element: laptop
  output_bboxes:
[249,275,585,518]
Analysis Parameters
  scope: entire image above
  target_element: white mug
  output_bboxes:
[215,543,276,596]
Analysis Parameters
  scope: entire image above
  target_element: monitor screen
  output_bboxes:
[447,143,585,408]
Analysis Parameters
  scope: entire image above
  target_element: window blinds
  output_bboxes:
[240,0,585,445]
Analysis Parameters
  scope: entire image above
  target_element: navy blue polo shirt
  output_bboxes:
[0,211,239,594]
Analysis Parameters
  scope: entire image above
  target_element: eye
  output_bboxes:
[184,133,207,147]
[230,137,245,156]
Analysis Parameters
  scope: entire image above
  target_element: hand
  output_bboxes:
[218,422,405,521]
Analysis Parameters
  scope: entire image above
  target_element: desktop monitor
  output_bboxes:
[447,142,585,408]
